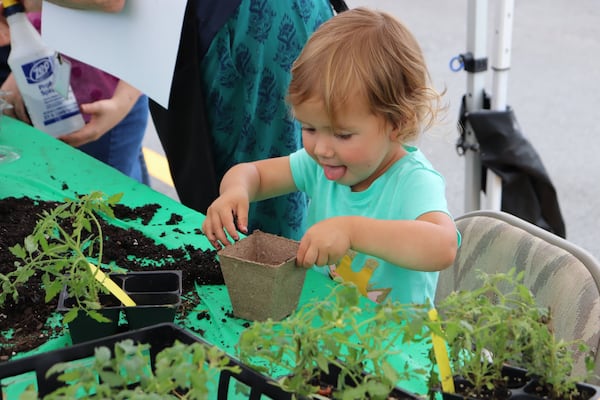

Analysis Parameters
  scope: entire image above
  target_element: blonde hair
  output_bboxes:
[288,7,444,142]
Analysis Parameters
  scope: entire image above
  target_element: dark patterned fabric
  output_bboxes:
[435,211,600,382]
[199,0,334,240]
[150,0,334,241]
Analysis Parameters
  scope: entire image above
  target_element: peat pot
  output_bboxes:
[218,230,306,321]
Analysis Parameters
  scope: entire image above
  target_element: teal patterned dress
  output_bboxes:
[199,0,334,240]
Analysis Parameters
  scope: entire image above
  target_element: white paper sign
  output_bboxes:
[41,0,187,108]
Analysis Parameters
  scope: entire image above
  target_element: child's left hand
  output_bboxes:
[296,217,352,268]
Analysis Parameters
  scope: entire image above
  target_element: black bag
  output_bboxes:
[330,0,349,13]
[457,94,566,238]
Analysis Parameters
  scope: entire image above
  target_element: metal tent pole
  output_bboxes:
[463,0,488,212]
[491,0,514,112]
[485,0,515,210]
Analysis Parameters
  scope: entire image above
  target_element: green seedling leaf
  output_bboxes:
[9,243,26,259]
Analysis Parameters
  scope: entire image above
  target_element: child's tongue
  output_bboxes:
[323,165,346,180]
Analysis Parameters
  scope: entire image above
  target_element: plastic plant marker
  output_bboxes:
[428,308,455,394]
[88,263,136,306]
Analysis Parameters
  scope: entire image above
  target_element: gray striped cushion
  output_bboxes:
[435,214,600,382]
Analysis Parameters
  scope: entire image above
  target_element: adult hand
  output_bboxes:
[0,73,132,144]
[58,98,121,146]
[296,217,352,268]
[202,189,250,250]
[59,80,140,146]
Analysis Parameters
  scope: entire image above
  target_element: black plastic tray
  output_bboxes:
[0,323,291,399]
[439,365,600,400]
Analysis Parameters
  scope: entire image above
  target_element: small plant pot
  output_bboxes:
[218,230,306,321]
[113,270,182,330]
[119,270,182,293]
[125,293,181,329]
[306,363,421,400]
[437,365,600,400]
[57,289,121,344]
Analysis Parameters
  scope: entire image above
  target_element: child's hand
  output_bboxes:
[296,217,352,268]
[202,189,250,249]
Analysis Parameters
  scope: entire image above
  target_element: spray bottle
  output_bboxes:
[2,0,84,137]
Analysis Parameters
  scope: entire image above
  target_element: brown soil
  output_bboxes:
[0,195,224,361]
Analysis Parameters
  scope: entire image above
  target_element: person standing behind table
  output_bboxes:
[202,8,460,306]
[149,0,336,241]
[23,0,336,237]
[0,3,150,185]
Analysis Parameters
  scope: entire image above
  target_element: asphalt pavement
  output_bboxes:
[143,0,600,259]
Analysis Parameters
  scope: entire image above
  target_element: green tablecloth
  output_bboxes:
[0,117,432,397]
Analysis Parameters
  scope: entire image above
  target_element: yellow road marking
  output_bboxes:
[143,147,174,187]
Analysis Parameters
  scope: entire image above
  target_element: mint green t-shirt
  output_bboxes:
[289,146,452,305]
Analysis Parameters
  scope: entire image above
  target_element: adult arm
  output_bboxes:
[26,0,125,12]
[0,0,125,45]
[1,75,142,145]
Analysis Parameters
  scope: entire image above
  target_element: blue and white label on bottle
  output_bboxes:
[17,55,83,132]
[21,57,54,84]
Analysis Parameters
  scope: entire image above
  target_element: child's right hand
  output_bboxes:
[202,188,250,249]
[296,217,353,268]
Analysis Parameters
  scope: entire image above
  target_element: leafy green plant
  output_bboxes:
[428,269,594,399]
[520,313,595,399]
[236,282,429,400]
[19,338,240,400]
[0,191,125,323]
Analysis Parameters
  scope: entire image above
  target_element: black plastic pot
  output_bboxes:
[293,363,420,400]
[57,270,182,342]
[439,365,600,400]
[113,270,182,330]
[56,290,122,344]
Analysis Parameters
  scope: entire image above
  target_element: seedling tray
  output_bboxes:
[0,323,292,399]
[439,365,600,400]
